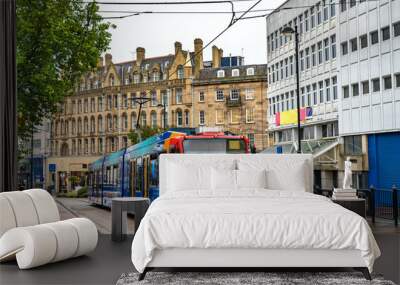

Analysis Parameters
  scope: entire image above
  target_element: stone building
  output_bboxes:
[192,51,268,150]
[48,39,269,192]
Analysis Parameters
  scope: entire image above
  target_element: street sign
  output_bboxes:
[49,163,56,172]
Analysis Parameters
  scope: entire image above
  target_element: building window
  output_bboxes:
[324,38,330,61]
[184,110,189,126]
[317,3,322,24]
[383,76,392,90]
[152,71,159,82]
[133,73,140,84]
[349,0,356,8]
[331,34,336,58]
[216,89,224,101]
[352,83,359,97]
[114,95,118,109]
[177,66,184,79]
[230,89,240,100]
[343,85,349,98]
[323,0,329,21]
[340,0,347,12]
[360,34,368,49]
[372,78,380,92]
[330,0,336,17]
[344,135,362,155]
[370,30,379,45]
[341,42,348,55]
[324,79,331,102]
[396,74,400,88]
[310,7,315,28]
[215,109,224,125]
[217,70,225,78]
[304,10,309,32]
[150,111,157,128]
[289,56,294,75]
[232,69,239,77]
[381,26,390,41]
[305,48,310,69]
[302,126,315,140]
[245,108,254,123]
[245,88,255,100]
[141,112,147,127]
[230,109,240,124]
[332,76,338,100]
[361,81,369,94]
[312,84,317,105]
[311,45,316,66]
[317,41,323,64]
[175,88,183,104]
[322,122,338,138]
[151,91,157,106]
[199,91,205,102]
[350,38,357,52]
[394,22,400,37]
[300,50,304,71]
[199,111,205,125]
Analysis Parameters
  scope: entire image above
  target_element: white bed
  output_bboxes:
[131,154,380,280]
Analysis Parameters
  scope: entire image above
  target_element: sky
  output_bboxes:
[99,0,286,65]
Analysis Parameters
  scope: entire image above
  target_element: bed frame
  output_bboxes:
[137,154,372,281]
[139,248,371,280]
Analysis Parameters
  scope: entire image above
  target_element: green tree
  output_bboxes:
[16,0,114,139]
[128,126,166,145]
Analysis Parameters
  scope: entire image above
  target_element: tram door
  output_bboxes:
[130,160,137,197]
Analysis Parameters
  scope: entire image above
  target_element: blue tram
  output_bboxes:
[88,129,250,207]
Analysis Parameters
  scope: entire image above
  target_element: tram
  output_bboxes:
[88,129,250,206]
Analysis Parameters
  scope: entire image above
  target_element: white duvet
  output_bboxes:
[131,190,380,273]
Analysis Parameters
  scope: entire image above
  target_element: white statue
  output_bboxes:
[343,157,352,189]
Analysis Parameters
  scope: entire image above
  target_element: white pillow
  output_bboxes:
[211,168,237,190]
[238,159,307,191]
[167,162,211,191]
[236,169,267,189]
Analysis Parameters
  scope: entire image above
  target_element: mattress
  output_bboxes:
[131,190,380,273]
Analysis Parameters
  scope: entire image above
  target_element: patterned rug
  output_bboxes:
[116,271,395,285]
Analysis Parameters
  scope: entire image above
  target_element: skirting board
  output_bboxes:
[147,248,366,268]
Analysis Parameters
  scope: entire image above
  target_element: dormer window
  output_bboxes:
[133,74,140,84]
[217,70,225,78]
[177,66,184,79]
[246,67,255,76]
[145,64,149,70]
[164,61,169,68]
[109,74,115,86]
[152,71,159,82]
[232,69,240,77]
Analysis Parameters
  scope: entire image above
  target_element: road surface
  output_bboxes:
[56,197,135,234]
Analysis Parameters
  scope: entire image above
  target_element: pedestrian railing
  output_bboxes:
[314,185,399,226]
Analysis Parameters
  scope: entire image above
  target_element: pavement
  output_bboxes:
[56,197,135,234]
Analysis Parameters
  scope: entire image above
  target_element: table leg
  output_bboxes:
[112,201,123,242]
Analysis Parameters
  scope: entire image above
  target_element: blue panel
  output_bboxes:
[368,132,400,189]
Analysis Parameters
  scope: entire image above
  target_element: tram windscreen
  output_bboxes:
[183,139,246,154]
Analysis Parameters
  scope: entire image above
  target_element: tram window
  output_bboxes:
[106,167,111,184]
[113,165,119,185]
[183,139,226,153]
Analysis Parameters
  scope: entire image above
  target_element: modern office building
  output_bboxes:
[266,0,400,190]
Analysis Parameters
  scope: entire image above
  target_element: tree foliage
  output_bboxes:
[128,126,166,145]
[16,0,114,139]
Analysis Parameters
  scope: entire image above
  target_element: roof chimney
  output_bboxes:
[97,56,103,68]
[136,47,145,63]
[174,41,182,55]
[212,46,222,68]
[193,38,204,77]
[105,53,112,67]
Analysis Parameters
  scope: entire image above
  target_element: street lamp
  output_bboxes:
[157,102,167,129]
[281,26,301,153]
[129,96,151,129]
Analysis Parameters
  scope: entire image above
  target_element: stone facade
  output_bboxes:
[48,39,269,192]
[192,65,269,150]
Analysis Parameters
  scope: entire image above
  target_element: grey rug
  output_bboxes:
[116,272,396,285]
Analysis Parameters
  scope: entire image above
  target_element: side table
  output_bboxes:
[111,197,150,242]
[332,198,366,218]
